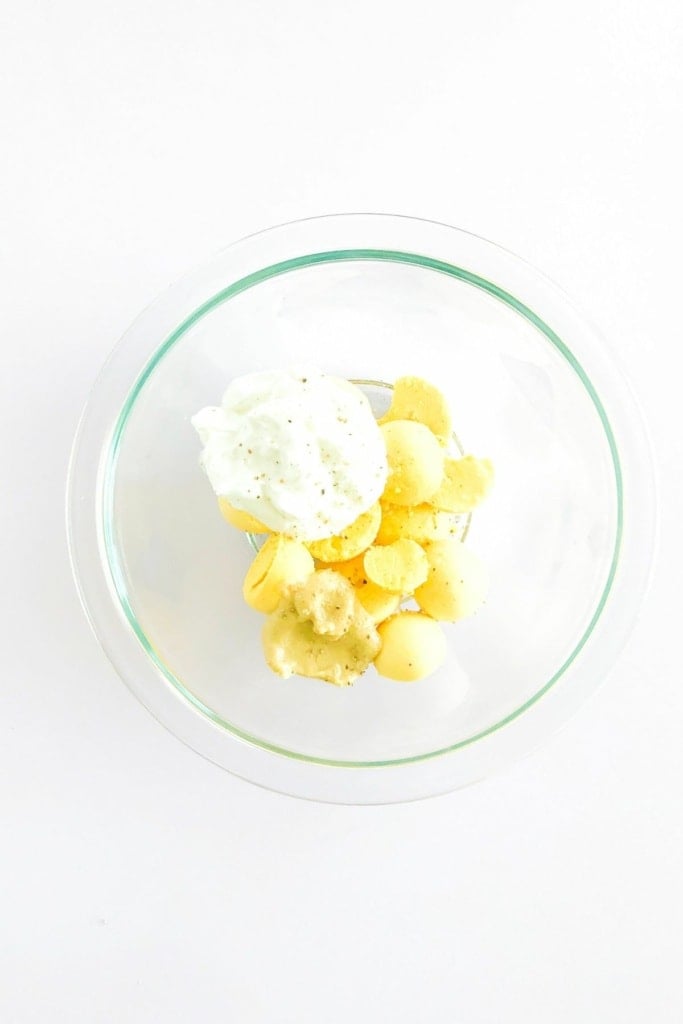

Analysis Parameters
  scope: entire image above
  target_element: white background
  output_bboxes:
[2,1,682,1021]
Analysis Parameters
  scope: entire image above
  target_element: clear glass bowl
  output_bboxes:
[67,214,656,803]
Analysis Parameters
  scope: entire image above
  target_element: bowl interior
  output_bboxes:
[106,252,620,764]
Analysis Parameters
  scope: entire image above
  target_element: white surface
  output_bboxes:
[1,0,681,1020]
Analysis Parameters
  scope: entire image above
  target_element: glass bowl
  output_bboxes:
[67,214,656,803]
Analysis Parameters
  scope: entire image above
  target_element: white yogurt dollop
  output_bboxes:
[191,368,388,540]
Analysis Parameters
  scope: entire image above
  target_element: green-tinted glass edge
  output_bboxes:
[103,249,623,769]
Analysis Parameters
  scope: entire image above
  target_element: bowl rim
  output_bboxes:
[103,248,623,766]
[66,213,658,803]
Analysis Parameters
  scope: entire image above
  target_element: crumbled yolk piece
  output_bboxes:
[380,420,444,506]
[306,502,381,562]
[414,539,489,621]
[242,534,314,613]
[379,375,452,444]
[355,581,402,624]
[430,455,494,513]
[319,553,368,587]
[374,612,447,681]
[218,497,271,534]
[262,570,380,686]
[376,500,460,545]
[290,568,357,639]
[363,539,429,594]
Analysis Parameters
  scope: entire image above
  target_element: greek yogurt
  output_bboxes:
[191,368,388,540]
